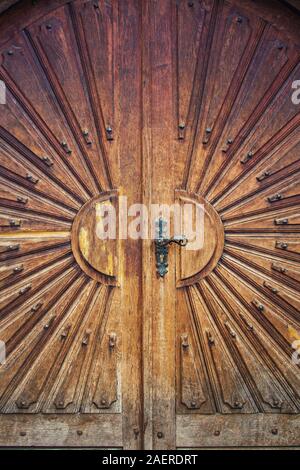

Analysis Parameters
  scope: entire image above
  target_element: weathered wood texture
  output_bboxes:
[0,0,299,449]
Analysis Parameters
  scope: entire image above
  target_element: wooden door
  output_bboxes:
[148,0,300,449]
[0,0,144,449]
[0,0,300,450]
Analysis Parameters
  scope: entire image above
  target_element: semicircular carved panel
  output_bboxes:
[175,190,224,287]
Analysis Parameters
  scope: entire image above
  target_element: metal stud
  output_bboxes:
[8,244,19,251]
[256,170,270,182]
[109,333,117,349]
[276,241,288,250]
[82,129,92,145]
[106,126,113,141]
[240,151,254,164]
[181,334,189,349]
[42,156,54,167]
[31,302,43,313]
[274,218,288,225]
[234,401,243,409]
[207,331,215,345]
[9,219,21,227]
[19,285,31,295]
[252,299,264,312]
[178,122,186,140]
[203,127,212,144]
[272,263,286,274]
[16,196,28,204]
[61,141,72,155]
[82,332,90,346]
[60,326,70,340]
[268,193,282,203]
[263,281,278,294]
[239,313,254,331]
[13,265,23,274]
[225,322,236,338]
[26,174,39,184]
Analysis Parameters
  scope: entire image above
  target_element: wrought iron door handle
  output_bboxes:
[154,218,188,277]
[155,236,188,248]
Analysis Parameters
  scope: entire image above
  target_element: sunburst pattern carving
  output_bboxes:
[176,0,300,415]
[0,0,119,414]
[0,0,299,423]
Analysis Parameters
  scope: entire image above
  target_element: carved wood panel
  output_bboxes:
[0,0,299,450]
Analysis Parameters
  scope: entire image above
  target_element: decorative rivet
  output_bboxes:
[13,265,23,273]
[214,430,220,436]
[16,196,28,204]
[7,50,13,56]
[207,332,215,345]
[19,285,31,295]
[191,401,197,408]
[8,244,19,251]
[42,156,54,167]
[256,170,270,182]
[106,126,113,141]
[157,432,164,439]
[77,430,83,436]
[271,428,278,435]
[46,24,52,30]
[9,219,21,227]
[20,431,26,436]
[237,17,243,23]
[276,241,288,250]
[205,127,212,133]
[101,399,107,406]
[26,174,39,184]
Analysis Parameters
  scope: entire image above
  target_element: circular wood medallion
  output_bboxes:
[175,190,224,287]
[71,192,118,285]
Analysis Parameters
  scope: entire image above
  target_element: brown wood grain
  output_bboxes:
[0,0,299,449]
